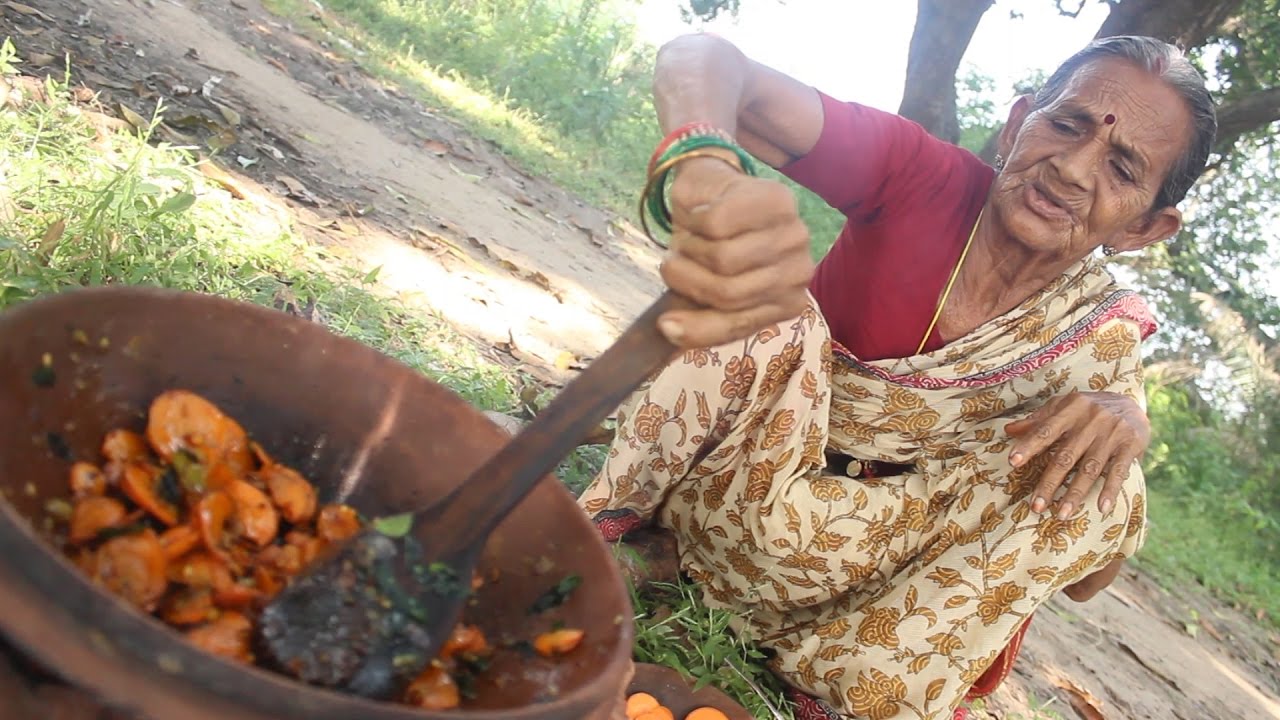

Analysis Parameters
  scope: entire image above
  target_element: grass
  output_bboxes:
[630,579,794,720]
[0,75,514,409]
[258,0,846,259]
[1134,490,1280,628]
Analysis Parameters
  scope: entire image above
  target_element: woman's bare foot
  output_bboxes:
[612,526,680,591]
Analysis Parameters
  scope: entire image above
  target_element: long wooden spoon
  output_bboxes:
[257,291,690,700]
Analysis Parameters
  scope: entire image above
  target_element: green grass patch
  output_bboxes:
[631,579,795,720]
[259,0,846,258]
[1135,488,1280,627]
[0,57,521,409]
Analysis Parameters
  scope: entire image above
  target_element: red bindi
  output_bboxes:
[1104,113,1117,125]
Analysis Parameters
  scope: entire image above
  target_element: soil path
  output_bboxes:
[3,1,1279,718]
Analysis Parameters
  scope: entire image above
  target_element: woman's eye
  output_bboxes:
[1112,161,1134,183]
[1051,120,1076,134]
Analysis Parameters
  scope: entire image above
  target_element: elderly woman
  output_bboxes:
[578,34,1216,720]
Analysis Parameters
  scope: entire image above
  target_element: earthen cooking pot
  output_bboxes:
[0,286,633,720]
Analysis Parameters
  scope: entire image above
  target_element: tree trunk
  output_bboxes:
[897,0,994,143]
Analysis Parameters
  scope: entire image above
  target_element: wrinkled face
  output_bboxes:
[991,57,1193,259]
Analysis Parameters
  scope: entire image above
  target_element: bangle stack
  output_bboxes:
[639,122,758,244]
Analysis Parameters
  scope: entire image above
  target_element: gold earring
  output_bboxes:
[994,153,1005,171]
[1103,246,1118,257]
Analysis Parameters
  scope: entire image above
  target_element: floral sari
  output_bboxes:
[581,259,1151,719]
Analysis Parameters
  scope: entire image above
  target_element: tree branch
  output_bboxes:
[1214,86,1280,152]
[1094,0,1245,48]
[897,0,994,142]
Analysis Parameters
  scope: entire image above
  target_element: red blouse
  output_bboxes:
[780,92,995,361]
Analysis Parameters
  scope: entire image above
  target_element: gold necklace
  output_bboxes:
[916,208,984,355]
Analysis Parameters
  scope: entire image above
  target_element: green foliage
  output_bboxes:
[0,37,20,76]
[1137,381,1280,625]
[306,0,656,207]
[631,579,794,719]
[956,66,1000,154]
[680,0,740,23]
[0,69,520,414]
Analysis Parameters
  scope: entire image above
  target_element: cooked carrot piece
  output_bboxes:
[256,543,303,576]
[226,478,278,547]
[158,524,201,561]
[146,390,251,477]
[634,709,675,720]
[404,665,461,710]
[213,580,261,610]
[316,504,360,542]
[284,530,324,566]
[253,565,284,599]
[533,628,585,657]
[168,551,234,590]
[68,462,107,498]
[260,463,317,524]
[162,587,217,626]
[625,693,660,719]
[119,464,178,526]
[185,611,253,663]
[68,496,128,544]
[101,429,150,464]
[440,624,489,659]
[248,440,272,469]
[90,529,168,612]
[195,490,233,553]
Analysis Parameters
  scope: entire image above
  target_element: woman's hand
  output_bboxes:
[1005,391,1151,518]
[656,153,814,349]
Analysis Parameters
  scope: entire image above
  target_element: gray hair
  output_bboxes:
[1032,35,1217,210]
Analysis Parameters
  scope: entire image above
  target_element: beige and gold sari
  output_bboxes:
[580,259,1151,719]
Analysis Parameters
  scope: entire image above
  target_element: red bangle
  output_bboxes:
[648,122,735,175]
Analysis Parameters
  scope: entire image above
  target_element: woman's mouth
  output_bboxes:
[1025,183,1073,221]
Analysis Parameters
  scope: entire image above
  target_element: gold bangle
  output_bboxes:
[638,149,746,246]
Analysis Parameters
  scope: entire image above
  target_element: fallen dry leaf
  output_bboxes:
[28,52,56,67]
[118,103,148,130]
[15,25,44,36]
[1053,679,1105,720]
[4,1,53,21]
[266,57,290,74]
[197,161,248,200]
[526,271,553,292]
[206,127,238,152]
[1199,617,1226,643]
[423,139,449,156]
[215,103,242,127]
[554,351,575,373]
[38,218,66,258]
[276,175,320,205]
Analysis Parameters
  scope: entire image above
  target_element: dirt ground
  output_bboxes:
[3,0,1279,718]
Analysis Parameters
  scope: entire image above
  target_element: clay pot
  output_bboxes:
[0,286,633,720]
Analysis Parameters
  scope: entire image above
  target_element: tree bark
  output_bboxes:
[1215,86,1280,152]
[897,0,994,143]
[1093,0,1246,49]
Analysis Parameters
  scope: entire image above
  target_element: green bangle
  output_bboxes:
[659,134,757,176]
[642,136,757,239]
